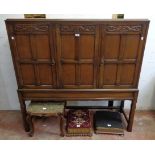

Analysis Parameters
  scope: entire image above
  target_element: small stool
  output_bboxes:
[26,102,65,137]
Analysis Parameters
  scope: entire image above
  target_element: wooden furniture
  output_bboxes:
[5,19,149,132]
[27,101,65,136]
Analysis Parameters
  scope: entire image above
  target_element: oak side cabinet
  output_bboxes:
[5,19,149,132]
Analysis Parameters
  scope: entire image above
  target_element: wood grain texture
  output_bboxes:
[5,19,149,132]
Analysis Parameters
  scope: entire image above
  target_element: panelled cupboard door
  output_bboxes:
[9,23,56,88]
[56,24,99,88]
[99,23,147,88]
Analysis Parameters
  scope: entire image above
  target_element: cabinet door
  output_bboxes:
[56,24,99,88]
[99,23,147,88]
[10,23,56,88]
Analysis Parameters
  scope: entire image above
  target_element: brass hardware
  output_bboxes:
[112,14,124,19]
[24,14,46,18]
[51,59,55,65]
[101,58,104,64]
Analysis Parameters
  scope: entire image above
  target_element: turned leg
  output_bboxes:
[127,93,138,132]
[18,91,30,132]
[27,114,34,137]
[58,113,64,137]
[108,100,113,108]
[120,100,125,113]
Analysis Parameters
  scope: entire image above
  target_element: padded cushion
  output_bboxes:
[94,111,124,134]
[27,102,64,114]
[67,110,92,135]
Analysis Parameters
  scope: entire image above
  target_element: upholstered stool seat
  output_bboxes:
[27,102,65,137]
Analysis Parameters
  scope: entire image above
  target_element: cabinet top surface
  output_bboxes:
[5,18,150,22]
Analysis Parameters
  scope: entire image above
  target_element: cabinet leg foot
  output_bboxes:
[127,93,137,132]
[58,113,64,137]
[108,100,113,108]
[120,100,125,113]
[18,91,30,132]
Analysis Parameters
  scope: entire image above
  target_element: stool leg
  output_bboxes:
[108,100,113,108]
[64,101,67,118]
[58,113,64,137]
[27,114,34,137]
[120,100,125,113]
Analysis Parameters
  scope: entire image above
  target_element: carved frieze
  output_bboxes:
[14,24,49,33]
[60,25,96,33]
[106,25,142,32]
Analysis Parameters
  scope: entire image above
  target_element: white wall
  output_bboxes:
[0,11,155,110]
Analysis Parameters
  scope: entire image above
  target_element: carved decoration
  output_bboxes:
[14,24,49,32]
[106,25,142,32]
[60,25,96,33]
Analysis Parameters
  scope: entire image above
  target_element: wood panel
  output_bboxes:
[100,24,145,88]
[20,64,35,85]
[120,64,135,85]
[21,89,135,100]
[57,24,98,88]
[123,35,140,59]
[31,35,51,60]
[104,35,120,59]
[62,64,76,86]
[58,34,76,88]
[38,64,53,85]
[16,35,32,59]
[80,64,94,85]
[103,64,117,85]
[61,35,75,59]
[80,35,95,59]
[6,20,149,90]
[11,25,56,88]
[16,34,51,60]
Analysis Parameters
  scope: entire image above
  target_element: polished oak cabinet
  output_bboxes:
[5,19,149,132]
[56,25,99,88]
[8,23,57,88]
[99,24,145,89]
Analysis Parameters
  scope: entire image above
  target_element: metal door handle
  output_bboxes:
[101,58,104,64]
[51,58,55,65]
